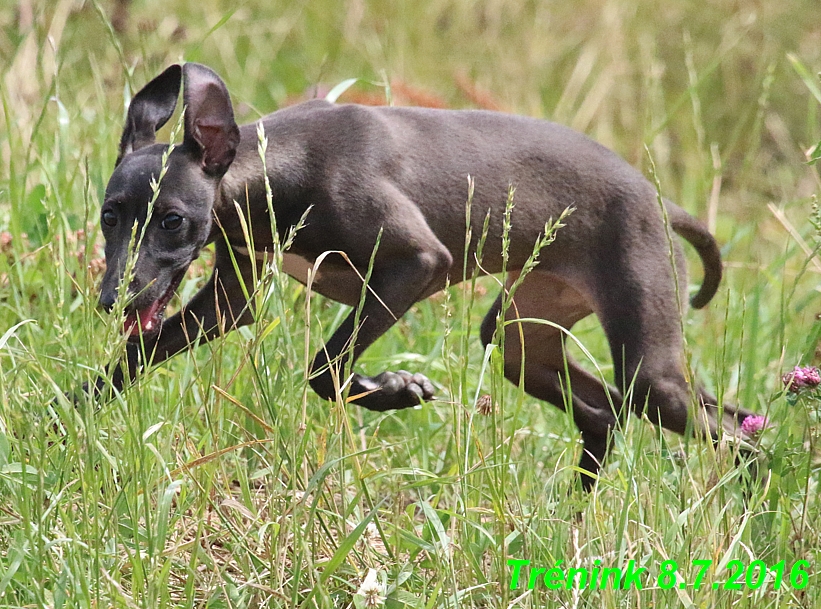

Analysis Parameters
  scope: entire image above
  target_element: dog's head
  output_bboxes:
[99,63,240,339]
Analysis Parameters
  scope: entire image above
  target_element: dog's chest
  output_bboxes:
[280,252,314,283]
[232,245,365,306]
[232,245,315,280]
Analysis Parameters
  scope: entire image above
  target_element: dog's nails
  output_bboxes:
[413,375,436,399]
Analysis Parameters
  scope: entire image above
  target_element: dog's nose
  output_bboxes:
[99,292,117,312]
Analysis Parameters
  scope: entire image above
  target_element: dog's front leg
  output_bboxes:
[110,240,257,391]
[309,249,451,412]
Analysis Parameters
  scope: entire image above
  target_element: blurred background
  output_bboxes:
[4,0,821,228]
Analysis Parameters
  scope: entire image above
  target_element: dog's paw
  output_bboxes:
[60,363,130,407]
[54,381,92,407]
[350,370,436,411]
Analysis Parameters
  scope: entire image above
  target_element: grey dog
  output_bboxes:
[97,63,755,488]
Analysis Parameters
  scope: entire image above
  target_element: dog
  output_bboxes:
[96,63,755,489]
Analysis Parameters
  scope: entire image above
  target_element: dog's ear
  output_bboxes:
[182,63,241,177]
[116,64,182,166]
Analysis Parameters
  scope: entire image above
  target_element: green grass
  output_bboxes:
[2,0,821,607]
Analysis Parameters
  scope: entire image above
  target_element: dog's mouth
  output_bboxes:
[124,273,184,339]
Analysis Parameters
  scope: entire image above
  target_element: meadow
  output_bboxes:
[1,0,821,607]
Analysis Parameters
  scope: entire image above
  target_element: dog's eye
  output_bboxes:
[161,213,183,230]
[101,209,117,227]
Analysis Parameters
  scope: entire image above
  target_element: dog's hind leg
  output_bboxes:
[590,242,753,441]
[481,272,624,490]
[694,386,757,439]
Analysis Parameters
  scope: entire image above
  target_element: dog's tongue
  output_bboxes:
[124,300,161,337]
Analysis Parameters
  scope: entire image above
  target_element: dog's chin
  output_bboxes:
[124,273,184,340]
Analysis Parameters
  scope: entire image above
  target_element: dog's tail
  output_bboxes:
[666,200,722,309]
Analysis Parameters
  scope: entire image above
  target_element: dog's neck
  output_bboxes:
[217,140,267,210]
[211,120,311,249]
